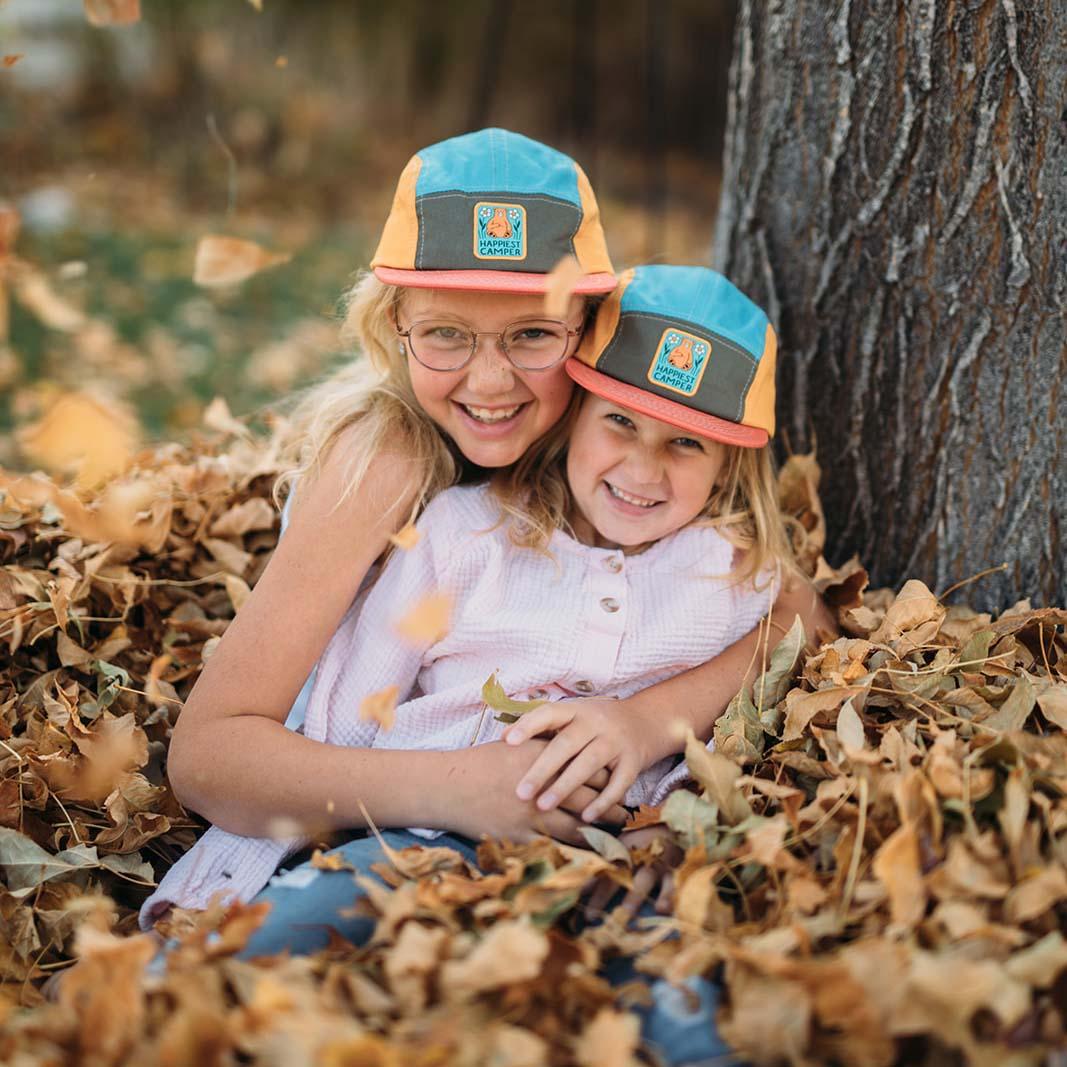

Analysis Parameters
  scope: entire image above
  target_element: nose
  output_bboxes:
[464,334,516,395]
[622,442,664,486]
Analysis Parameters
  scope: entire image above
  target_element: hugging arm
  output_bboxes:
[505,573,838,820]
[166,433,622,843]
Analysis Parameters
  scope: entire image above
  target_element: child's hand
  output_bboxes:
[502,698,659,823]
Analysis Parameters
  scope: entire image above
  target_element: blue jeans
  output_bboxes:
[238,829,737,1066]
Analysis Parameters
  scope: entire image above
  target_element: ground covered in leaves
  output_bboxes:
[0,420,1065,1067]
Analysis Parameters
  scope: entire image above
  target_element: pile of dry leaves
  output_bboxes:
[0,410,1065,1067]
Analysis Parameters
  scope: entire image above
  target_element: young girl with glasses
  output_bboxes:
[162,130,827,860]
[146,265,828,1065]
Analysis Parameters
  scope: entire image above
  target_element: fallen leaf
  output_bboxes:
[440,920,547,997]
[574,1008,639,1067]
[872,821,925,929]
[836,697,866,751]
[193,235,290,288]
[360,685,399,731]
[202,396,251,438]
[578,826,631,866]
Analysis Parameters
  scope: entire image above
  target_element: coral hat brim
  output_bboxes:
[374,266,617,295]
[566,357,769,448]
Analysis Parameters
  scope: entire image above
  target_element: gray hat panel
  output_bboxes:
[595,312,758,423]
[415,191,580,273]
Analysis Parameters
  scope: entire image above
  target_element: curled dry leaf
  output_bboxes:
[193,235,291,289]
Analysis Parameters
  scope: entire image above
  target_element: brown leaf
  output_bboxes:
[193,235,291,288]
[2,55,23,68]
[83,0,141,25]
[574,1008,640,1067]
[872,821,926,930]
[394,593,451,645]
[1036,683,1067,730]
[1004,864,1067,924]
[360,686,399,731]
[310,849,354,872]
[440,920,547,997]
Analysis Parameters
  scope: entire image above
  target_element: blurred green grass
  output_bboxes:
[4,222,367,446]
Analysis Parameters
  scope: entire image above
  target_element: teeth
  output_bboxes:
[607,483,659,508]
[462,404,521,423]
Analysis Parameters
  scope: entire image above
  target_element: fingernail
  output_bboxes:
[581,807,595,822]
[537,792,558,811]
[516,783,534,801]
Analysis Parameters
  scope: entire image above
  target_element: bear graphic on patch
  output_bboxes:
[485,208,512,239]
[668,338,694,371]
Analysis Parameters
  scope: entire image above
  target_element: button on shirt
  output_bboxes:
[141,484,779,924]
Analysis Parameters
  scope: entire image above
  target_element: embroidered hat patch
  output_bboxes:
[646,328,711,397]
[473,202,527,260]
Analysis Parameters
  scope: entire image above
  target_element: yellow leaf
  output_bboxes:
[481,672,546,723]
[309,848,354,872]
[394,593,451,645]
[193,235,290,288]
[360,685,399,731]
[18,392,138,487]
[543,255,583,318]
[388,524,421,550]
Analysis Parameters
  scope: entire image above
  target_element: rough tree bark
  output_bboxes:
[713,1,1066,612]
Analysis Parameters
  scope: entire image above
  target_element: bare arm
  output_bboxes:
[165,429,622,842]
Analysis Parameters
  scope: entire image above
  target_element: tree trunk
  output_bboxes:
[713,0,1066,612]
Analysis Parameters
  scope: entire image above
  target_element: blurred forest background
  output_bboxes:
[0,0,736,465]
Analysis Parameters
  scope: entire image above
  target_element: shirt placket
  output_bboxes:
[568,551,628,696]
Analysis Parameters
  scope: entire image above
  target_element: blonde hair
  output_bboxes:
[273,271,458,523]
[491,397,800,588]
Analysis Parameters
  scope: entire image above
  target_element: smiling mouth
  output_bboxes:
[457,403,526,424]
[605,482,662,508]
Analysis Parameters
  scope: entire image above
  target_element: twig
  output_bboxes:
[206,113,239,219]
[839,775,868,920]
[937,562,1009,602]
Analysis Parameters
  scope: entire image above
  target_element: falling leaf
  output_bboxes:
[481,672,547,723]
[246,0,263,9]
[83,0,141,25]
[543,255,583,318]
[274,55,288,68]
[360,685,399,730]
[3,54,22,67]
[193,235,291,288]
[17,391,138,487]
[0,202,19,256]
[14,270,87,331]
[389,524,421,550]
[394,593,451,644]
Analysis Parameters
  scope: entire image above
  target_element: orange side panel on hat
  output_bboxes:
[571,164,615,277]
[370,155,423,271]
[573,268,632,368]
[741,322,778,436]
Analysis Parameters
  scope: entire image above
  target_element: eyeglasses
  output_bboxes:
[395,316,583,371]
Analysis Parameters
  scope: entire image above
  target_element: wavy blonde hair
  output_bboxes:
[273,271,459,524]
[491,396,800,588]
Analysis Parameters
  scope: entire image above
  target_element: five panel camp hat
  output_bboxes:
[567,265,777,448]
[371,128,616,294]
